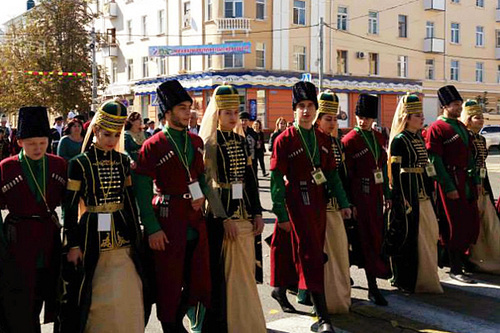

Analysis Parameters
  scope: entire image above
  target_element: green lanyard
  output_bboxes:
[356,127,380,163]
[296,124,318,168]
[164,128,192,181]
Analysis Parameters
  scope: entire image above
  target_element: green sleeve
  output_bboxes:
[429,152,456,193]
[271,170,289,223]
[134,173,161,235]
[383,164,392,199]
[325,169,350,209]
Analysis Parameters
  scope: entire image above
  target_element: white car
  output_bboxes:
[480,125,500,149]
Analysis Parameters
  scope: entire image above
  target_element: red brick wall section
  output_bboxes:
[349,93,360,128]
[268,89,294,130]
[380,94,398,128]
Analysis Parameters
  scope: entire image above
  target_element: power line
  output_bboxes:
[325,23,500,61]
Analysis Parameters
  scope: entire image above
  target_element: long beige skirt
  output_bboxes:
[324,210,351,314]
[85,248,144,333]
[223,220,267,333]
[415,199,443,294]
[470,194,500,274]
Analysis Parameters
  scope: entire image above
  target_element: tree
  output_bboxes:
[0,0,105,117]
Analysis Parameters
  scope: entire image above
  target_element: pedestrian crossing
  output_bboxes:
[265,275,500,333]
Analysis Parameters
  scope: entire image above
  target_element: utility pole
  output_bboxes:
[319,17,324,92]
[91,27,97,113]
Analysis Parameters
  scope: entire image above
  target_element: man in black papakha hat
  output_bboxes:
[424,85,480,284]
[342,94,392,306]
[134,80,211,332]
[0,106,67,332]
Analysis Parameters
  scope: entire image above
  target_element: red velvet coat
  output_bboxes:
[0,154,66,329]
[425,119,480,252]
[270,127,335,293]
[135,131,210,323]
[342,129,391,278]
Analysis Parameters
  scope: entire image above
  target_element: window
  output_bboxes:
[476,0,484,7]
[127,59,134,80]
[496,30,500,48]
[497,65,500,84]
[368,11,378,34]
[337,50,348,74]
[425,59,435,80]
[337,6,348,31]
[398,15,407,38]
[451,23,460,44]
[183,56,191,71]
[256,0,265,20]
[426,21,434,38]
[111,61,117,83]
[158,10,165,34]
[224,0,243,18]
[369,52,379,75]
[450,60,459,81]
[183,2,191,28]
[141,15,147,37]
[206,0,213,21]
[293,45,306,71]
[256,42,265,68]
[127,20,133,41]
[451,0,460,3]
[142,56,149,77]
[476,26,484,47]
[476,62,484,82]
[224,41,243,68]
[257,90,267,127]
[397,55,408,78]
[157,57,166,76]
[293,0,306,25]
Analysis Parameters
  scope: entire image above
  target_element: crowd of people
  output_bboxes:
[0,79,498,333]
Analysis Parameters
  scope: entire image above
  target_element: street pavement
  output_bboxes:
[37,151,500,332]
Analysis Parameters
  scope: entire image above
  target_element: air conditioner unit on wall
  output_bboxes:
[356,51,365,59]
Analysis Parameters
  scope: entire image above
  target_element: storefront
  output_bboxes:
[134,70,422,129]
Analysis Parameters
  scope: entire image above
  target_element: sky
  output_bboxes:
[0,0,28,27]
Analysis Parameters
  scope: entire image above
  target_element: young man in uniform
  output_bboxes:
[0,106,67,333]
[134,80,211,332]
[425,85,480,284]
[342,94,392,306]
[271,81,350,333]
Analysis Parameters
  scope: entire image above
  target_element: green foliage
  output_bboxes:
[0,0,105,117]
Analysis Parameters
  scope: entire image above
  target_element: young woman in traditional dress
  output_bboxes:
[62,99,145,332]
[315,90,352,313]
[461,100,500,275]
[388,93,443,294]
[199,83,266,333]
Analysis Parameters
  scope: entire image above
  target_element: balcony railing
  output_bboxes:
[496,8,500,22]
[103,1,117,18]
[215,18,251,34]
[424,37,444,53]
[102,44,118,57]
[496,48,500,60]
[424,0,445,10]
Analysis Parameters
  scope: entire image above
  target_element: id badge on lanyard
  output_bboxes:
[425,163,437,177]
[232,182,243,200]
[373,169,384,184]
[98,213,112,232]
[311,168,327,185]
[188,181,204,200]
[480,167,487,179]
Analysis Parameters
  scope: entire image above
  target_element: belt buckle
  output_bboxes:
[183,193,192,200]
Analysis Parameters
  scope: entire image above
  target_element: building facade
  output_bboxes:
[94,0,500,128]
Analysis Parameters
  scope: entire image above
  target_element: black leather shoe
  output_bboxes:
[368,290,388,306]
[271,289,296,313]
[318,323,336,333]
[450,273,477,284]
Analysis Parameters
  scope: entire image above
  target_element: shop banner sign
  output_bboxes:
[149,43,252,57]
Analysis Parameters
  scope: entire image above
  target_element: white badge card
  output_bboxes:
[425,164,437,177]
[232,182,243,200]
[98,213,112,232]
[311,168,327,185]
[188,181,204,201]
[480,167,487,179]
[373,169,384,184]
